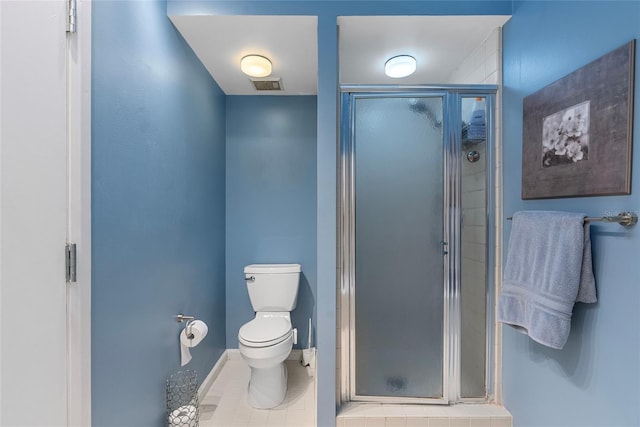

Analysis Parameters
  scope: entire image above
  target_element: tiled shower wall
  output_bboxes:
[336,27,503,404]
[448,28,501,86]
[450,27,503,401]
[460,140,488,397]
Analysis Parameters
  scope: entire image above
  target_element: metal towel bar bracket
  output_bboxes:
[507,211,638,228]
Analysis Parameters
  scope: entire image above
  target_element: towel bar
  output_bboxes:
[507,211,637,228]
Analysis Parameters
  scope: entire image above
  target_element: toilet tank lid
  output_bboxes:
[244,263,301,274]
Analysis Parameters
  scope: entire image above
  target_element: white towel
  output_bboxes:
[498,211,596,349]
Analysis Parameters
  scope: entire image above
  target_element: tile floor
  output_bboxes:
[197,354,511,427]
[199,355,316,427]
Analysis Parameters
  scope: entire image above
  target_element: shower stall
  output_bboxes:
[339,87,496,404]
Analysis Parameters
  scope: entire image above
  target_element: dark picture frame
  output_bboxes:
[522,40,635,199]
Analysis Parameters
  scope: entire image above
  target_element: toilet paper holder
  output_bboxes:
[176,314,196,339]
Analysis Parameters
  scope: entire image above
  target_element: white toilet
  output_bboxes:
[238,263,300,409]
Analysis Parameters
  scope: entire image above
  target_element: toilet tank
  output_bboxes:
[244,264,301,312]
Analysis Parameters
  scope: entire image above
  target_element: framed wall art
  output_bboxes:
[522,40,635,199]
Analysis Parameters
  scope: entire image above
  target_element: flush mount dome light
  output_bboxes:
[240,55,272,78]
[384,55,417,78]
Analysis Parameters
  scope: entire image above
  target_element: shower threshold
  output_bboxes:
[337,402,512,427]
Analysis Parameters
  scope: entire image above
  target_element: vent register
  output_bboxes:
[250,78,283,91]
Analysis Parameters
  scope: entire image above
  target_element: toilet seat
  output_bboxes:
[238,317,292,348]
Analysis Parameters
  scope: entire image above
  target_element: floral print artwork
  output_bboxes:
[541,100,590,167]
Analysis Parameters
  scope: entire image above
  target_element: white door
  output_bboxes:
[1,1,70,425]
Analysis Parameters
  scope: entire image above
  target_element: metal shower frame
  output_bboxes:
[338,85,498,405]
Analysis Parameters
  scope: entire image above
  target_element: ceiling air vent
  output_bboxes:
[250,78,283,91]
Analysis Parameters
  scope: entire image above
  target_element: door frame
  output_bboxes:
[342,90,451,405]
[67,0,92,425]
[337,85,497,405]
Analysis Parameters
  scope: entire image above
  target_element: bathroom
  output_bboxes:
[1,1,639,427]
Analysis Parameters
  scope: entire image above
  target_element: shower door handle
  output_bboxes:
[441,241,449,255]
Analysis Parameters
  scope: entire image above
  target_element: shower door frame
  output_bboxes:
[339,85,497,405]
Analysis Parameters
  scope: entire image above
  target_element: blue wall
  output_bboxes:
[167,4,512,424]
[92,1,226,425]
[502,2,640,426]
[226,96,317,350]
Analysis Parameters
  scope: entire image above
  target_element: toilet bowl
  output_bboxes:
[238,264,301,409]
[238,314,295,408]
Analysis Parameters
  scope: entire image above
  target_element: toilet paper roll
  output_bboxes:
[180,320,208,366]
[168,404,197,427]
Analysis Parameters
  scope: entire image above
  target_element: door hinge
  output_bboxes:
[66,243,77,283]
[67,0,77,33]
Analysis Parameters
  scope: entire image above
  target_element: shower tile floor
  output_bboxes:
[199,355,316,426]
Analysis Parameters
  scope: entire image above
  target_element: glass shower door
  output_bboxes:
[352,96,445,400]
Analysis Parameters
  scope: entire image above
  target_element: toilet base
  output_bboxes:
[247,362,288,409]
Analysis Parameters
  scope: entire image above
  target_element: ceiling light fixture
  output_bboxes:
[384,55,417,78]
[240,55,272,78]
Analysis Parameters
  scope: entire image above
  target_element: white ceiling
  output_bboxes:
[169,15,318,95]
[339,16,511,85]
[169,15,511,95]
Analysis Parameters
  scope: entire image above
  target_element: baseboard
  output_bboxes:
[288,349,302,361]
[226,348,306,362]
[198,350,229,401]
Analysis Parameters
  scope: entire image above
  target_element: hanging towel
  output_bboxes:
[498,211,597,349]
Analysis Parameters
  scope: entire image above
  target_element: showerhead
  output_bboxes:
[408,99,443,127]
